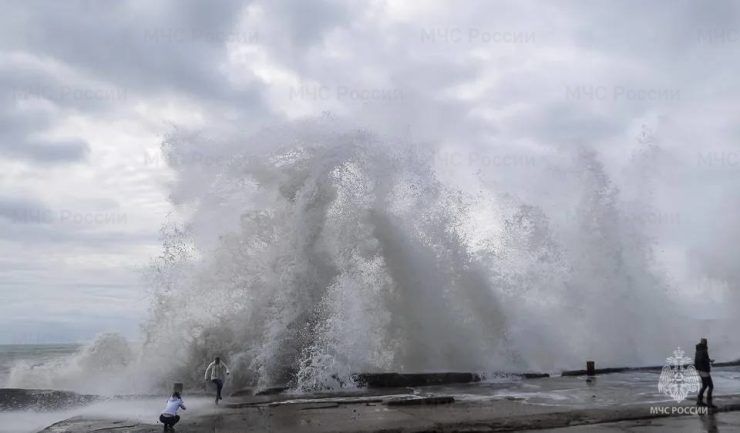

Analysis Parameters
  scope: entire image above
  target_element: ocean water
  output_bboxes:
[0,344,80,388]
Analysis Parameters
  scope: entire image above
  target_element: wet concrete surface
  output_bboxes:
[37,397,740,433]
[30,367,740,432]
[527,411,740,432]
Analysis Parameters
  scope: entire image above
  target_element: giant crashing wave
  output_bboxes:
[6,120,686,394]
[136,121,682,392]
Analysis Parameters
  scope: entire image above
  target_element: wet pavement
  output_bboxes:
[528,411,740,432]
[24,367,740,432]
[360,366,740,408]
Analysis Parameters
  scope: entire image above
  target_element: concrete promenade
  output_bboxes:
[35,366,740,432]
[38,391,740,432]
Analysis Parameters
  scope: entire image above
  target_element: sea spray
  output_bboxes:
[8,121,693,394]
[135,122,681,391]
[7,333,136,395]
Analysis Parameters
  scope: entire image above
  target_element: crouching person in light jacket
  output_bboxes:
[160,391,186,431]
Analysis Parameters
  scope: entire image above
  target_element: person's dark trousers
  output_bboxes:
[159,414,180,429]
[212,378,224,400]
[698,374,714,405]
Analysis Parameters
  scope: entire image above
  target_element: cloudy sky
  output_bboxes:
[1,0,738,344]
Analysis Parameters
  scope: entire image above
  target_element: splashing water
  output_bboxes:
[7,333,137,394]
[130,121,689,392]
[10,121,712,394]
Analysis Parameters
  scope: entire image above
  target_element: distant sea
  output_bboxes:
[0,344,80,387]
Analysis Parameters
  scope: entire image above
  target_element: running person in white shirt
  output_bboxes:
[159,392,186,431]
[204,356,230,404]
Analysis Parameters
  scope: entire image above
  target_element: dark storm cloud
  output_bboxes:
[0,194,154,247]
[0,1,279,344]
[269,0,349,47]
[0,196,50,223]
[0,0,265,105]
[0,222,156,245]
[0,105,90,163]
[0,137,89,163]
[0,59,128,111]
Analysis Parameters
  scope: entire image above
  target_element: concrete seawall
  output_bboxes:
[562,359,740,376]
[0,389,98,411]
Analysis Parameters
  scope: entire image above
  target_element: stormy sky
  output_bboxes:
[1,0,738,343]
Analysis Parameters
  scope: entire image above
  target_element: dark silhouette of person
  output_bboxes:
[695,338,716,408]
[204,356,230,404]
